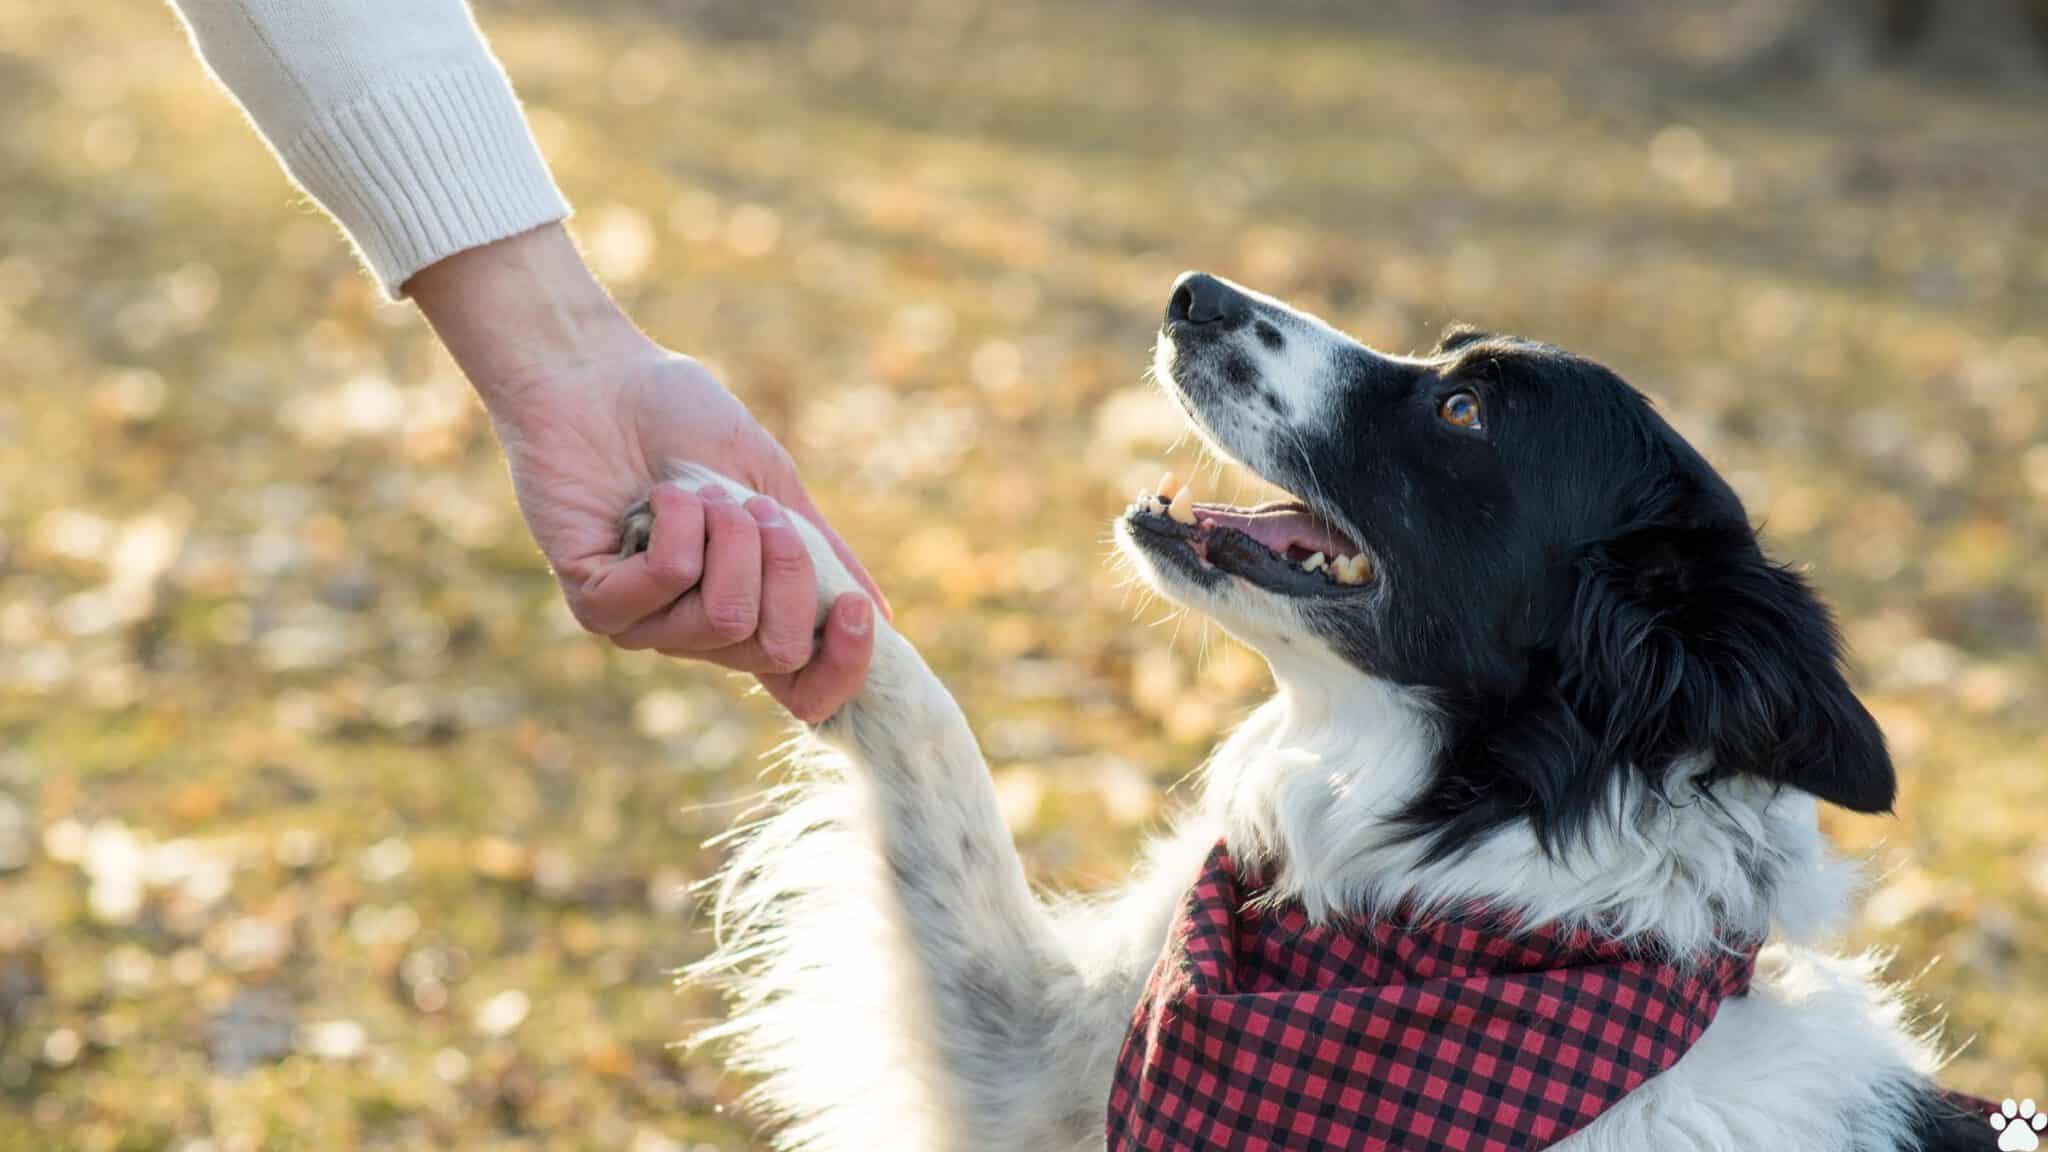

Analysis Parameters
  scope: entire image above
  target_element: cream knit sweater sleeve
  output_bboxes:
[168,0,570,298]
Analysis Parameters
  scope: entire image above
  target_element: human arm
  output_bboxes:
[167,0,882,717]
[168,0,567,296]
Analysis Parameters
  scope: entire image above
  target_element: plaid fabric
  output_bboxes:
[1108,842,1759,1152]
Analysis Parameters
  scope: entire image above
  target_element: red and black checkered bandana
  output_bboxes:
[1108,842,1760,1151]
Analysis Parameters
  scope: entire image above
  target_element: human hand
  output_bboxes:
[409,225,885,721]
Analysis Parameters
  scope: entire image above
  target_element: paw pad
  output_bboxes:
[1992,1098,2047,1151]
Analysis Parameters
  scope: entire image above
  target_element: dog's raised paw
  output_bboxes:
[617,497,655,559]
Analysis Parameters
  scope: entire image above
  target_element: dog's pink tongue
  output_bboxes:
[1193,503,1355,558]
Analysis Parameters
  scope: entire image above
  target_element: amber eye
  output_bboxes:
[1439,391,1483,430]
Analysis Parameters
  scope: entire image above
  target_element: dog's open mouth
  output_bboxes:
[1124,472,1373,597]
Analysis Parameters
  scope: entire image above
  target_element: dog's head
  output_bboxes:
[1117,272,1892,857]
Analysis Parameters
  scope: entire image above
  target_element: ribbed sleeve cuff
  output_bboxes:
[277,63,570,299]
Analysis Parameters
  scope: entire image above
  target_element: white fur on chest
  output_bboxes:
[1203,660,1859,955]
[1191,673,1940,1152]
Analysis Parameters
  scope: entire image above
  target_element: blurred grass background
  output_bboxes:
[1,0,2045,1147]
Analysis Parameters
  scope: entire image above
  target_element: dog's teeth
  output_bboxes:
[1331,553,1371,585]
[1167,484,1197,525]
[1158,471,1182,500]
[1302,552,1327,573]
[1146,495,1166,515]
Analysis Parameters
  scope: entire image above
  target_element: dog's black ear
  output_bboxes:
[1434,324,1493,354]
[1559,519,1894,813]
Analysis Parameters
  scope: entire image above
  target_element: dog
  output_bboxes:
[623,273,1993,1151]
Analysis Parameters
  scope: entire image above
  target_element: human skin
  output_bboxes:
[409,223,885,721]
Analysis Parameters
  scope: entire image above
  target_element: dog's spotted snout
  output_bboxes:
[1168,271,1249,328]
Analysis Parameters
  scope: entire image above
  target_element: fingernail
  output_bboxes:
[842,597,871,636]
[747,498,786,527]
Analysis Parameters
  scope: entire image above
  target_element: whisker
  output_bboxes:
[1285,423,1336,528]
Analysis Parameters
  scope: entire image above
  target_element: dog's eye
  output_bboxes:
[1439,391,1483,431]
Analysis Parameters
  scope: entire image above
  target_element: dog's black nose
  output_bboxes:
[1168,272,1247,327]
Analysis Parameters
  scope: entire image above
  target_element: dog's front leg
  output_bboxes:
[627,468,1121,1152]
[818,627,1091,1145]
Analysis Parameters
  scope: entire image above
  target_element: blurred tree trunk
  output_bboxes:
[1754,0,2048,80]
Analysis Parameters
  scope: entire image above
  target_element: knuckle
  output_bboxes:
[648,486,690,518]
[647,553,704,589]
[762,639,812,674]
[567,600,615,636]
[704,599,759,642]
[762,538,812,577]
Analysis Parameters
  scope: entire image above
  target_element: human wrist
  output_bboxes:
[410,224,654,412]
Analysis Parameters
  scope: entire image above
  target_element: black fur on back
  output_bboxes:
[1902,1087,2000,1151]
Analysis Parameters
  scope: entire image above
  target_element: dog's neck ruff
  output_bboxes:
[1107,841,1759,1152]
[1204,684,1853,955]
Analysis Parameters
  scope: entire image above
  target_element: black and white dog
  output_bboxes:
[630,274,1990,1151]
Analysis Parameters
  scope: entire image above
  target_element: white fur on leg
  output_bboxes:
[673,466,1181,1151]
[693,764,949,1151]
[695,750,1215,1152]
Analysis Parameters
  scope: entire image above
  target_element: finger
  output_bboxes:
[745,496,818,673]
[692,488,765,645]
[644,484,707,582]
[780,487,893,622]
[571,486,705,635]
[759,594,874,724]
[612,487,763,651]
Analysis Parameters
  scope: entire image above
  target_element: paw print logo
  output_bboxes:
[1993,1098,2048,1151]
